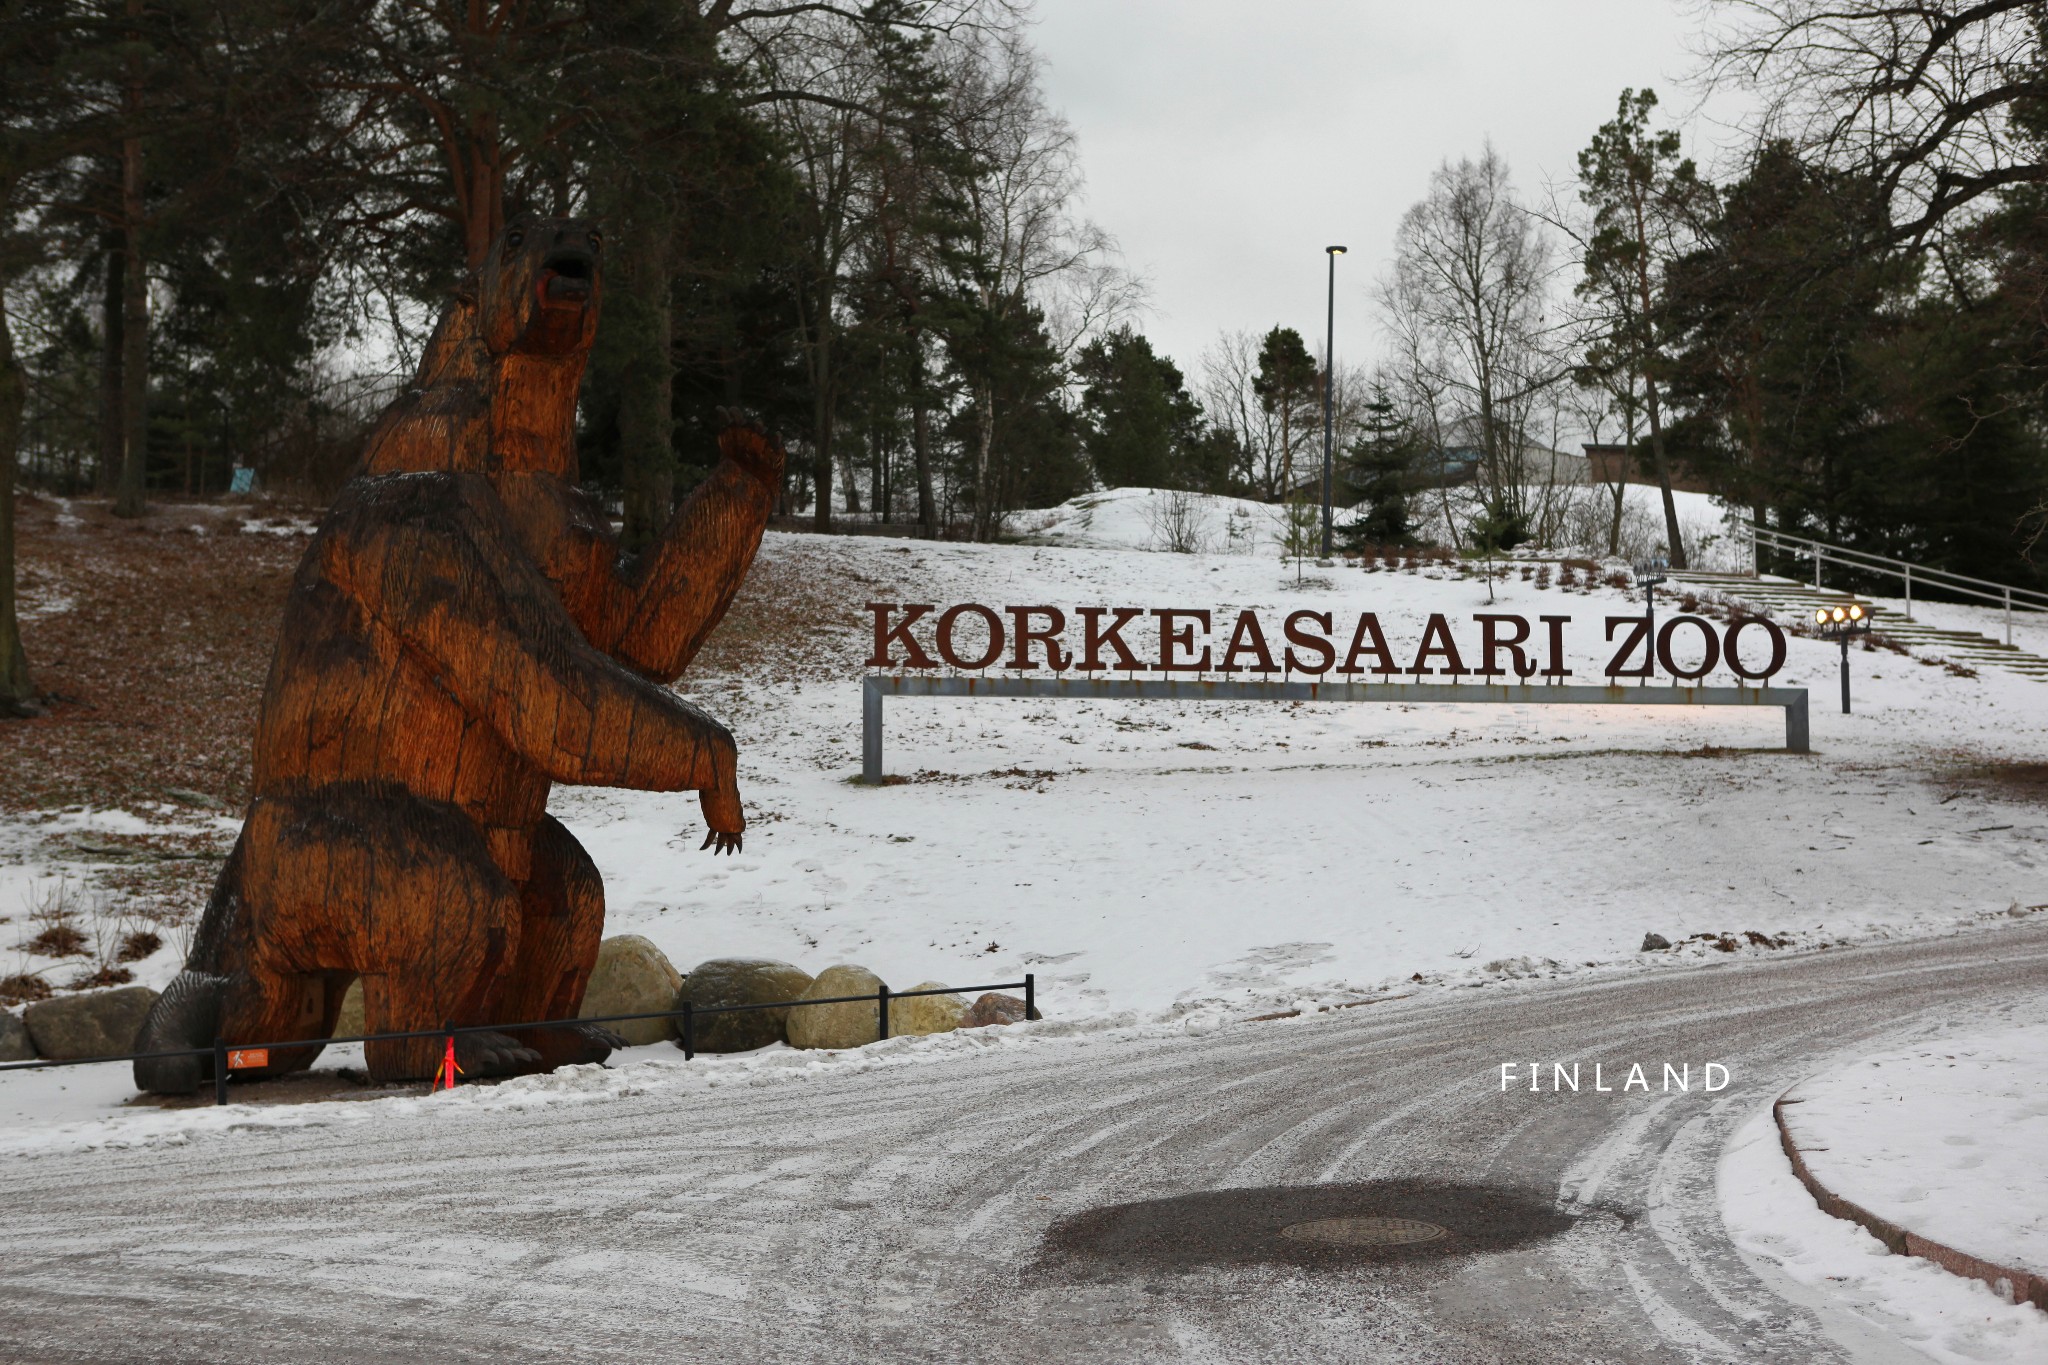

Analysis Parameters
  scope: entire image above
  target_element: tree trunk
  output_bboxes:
[811,385,835,535]
[912,395,936,539]
[615,208,674,554]
[97,232,123,495]
[800,273,836,534]
[1629,197,1685,570]
[1640,382,1686,569]
[869,420,884,521]
[0,292,33,714]
[1278,401,1291,501]
[972,380,995,541]
[114,27,149,521]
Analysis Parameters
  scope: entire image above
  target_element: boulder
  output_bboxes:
[331,978,365,1038]
[785,965,888,1051]
[888,981,965,1037]
[1640,933,1672,952]
[0,1009,34,1062]
[958,991,1031,1029]
[674,958,813,1053]
[23,985,158,1060]
[578,936,683,1046]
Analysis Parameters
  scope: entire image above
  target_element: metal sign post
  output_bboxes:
[858,674,1811,784]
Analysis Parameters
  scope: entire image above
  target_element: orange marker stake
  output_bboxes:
[433,1034,461,1091]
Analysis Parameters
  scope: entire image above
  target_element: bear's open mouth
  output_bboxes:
[537,251,593,309]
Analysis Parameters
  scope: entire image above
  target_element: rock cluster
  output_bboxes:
[959,991,1032,1028]
[785,964,890,1050]
[578,935,683,1046]
[674,958,814,1053]
[308,936,1041,1056]
[21,986,159,1060]
[0,1008,34,1063]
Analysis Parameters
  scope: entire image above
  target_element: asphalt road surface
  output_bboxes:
[4,922,2046,1364]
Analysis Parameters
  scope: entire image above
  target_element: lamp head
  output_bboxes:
[1327,245,1348,255]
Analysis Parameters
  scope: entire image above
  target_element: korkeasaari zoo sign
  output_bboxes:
[856,602,1811,782]
[866,603,1789,682]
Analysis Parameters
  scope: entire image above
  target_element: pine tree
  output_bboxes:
[1074,326,1201,490]
[1252,326,1317,500]
[1338,388,1418,550]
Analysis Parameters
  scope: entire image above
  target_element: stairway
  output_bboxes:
[1667,571,2048,681]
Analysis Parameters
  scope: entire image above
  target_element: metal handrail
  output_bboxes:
[1741,522,2047,644]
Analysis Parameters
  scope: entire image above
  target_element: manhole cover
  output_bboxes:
[1279,1216,1447,1247]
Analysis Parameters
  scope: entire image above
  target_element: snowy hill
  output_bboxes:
[1008,484,1747,572]
[549,527,2046,1027]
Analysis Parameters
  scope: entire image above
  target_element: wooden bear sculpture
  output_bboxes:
[134,218,783,1091]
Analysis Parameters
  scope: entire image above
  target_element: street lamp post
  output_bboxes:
[1321,244,1347,559]
[1813,603,1871,714]
[1633,556,1668,683]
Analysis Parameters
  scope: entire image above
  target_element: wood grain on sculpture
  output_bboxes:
[134,217,783,1091]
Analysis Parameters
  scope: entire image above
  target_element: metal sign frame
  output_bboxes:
[859,674,1810,784]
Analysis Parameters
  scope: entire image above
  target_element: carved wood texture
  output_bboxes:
[167,218,781,1081]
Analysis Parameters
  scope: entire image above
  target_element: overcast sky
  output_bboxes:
[1029,0,1753,379]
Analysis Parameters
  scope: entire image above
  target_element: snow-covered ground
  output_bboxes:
[1719,998,2048,1364]
[1009,486,1284,555]
[576,531,2047,1021]
[1010,483,1747,572]
[6,522,2047,1140]
[1778,1017,2048,1280]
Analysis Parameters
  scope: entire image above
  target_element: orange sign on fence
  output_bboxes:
[226,1048,269,1070]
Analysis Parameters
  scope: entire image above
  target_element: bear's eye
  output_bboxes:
[507,230,525,249]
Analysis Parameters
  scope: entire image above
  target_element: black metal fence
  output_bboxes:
[0,973,1038,1105]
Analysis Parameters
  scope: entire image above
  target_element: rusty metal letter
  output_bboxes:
[1007,606,1071,672]
[1219,610,1278,674]
[1337,613,1401,676]
[1283,611,1335,675]
[1078,607,1148,671]
[1152,609,1214,672]
[1408,613,1469,677]
[1724,616,1788,680]
[1474,614,1538,679]
[1656,616,1721,680]
[935,603,1005,669]
[867,603,938,669]
[1604,615,1654,678]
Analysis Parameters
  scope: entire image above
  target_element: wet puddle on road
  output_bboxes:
[1034,1180,1574,1274]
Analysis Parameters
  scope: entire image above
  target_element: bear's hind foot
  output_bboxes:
[453,1030,543,1079]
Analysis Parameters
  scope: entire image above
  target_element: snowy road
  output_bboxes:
[4,923,2046,1364]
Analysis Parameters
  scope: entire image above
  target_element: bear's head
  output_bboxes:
[478,217,603,359]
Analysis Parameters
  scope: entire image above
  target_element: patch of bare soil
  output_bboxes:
[1940,758,2048,805]
[3,492,308,816]
[1,503,880,829]
[0,502,889,823]
[131,1067,427,1109]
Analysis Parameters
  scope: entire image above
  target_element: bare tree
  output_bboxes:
[1701,0,2048,245]
[1199,329,1280,495]
[938,24,1130,539]
[751,19,881,530]
[1377,146,1566,538]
